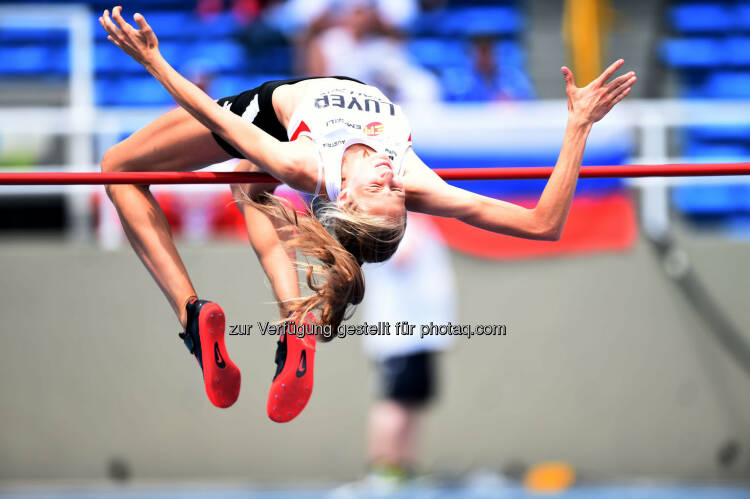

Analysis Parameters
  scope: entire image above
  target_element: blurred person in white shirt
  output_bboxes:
[361,213,456,485]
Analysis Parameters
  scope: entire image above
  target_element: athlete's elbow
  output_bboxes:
[526,224,560,241]
[538,226,562,241]
[278,147,310,190]
[531,212,562,241]
[279,159,305,189]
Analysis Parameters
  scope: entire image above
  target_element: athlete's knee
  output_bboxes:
[101,145,140,200]
[101,144,125,174]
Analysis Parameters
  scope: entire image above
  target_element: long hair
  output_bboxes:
[240,192,406,340]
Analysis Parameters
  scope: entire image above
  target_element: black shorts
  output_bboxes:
[376,351,436,407]
[212,76,364,159]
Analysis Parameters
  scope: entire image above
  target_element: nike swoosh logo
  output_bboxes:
[295,350,307,378]
[214,342,226,369]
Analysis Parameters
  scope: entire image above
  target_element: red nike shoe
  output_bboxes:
[179,299,241,408]
[267,313,317,423]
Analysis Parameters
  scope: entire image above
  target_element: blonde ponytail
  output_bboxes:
[239,192,405,340]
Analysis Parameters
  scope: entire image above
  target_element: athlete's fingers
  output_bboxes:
[605,71,635,92]
[607,75,637,102]
[99,14,117,42]
[607,87,632,111]
[112,6,136,37]
[605,75,636,102]
[133,12,156,44]
[561,66,575,90]
[102,9,122,42]
[594,59,624,87]
[608,86,632,109]
[102,9,116,34]
[133,12,151,32]
[98,11,109,33]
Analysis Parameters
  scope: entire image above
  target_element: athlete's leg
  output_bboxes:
[231,160,300,319]
[231,161,317,421]
[102,107,233,327]
[229,160,318,422]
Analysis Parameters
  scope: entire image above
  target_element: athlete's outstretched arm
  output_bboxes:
[404,60,636,241]
[98,7,316,192]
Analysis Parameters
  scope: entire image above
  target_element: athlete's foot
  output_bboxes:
[267,313,316,422]
[179,299,241,408]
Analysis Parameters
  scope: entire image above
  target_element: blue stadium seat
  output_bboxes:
[676,71,713,98]
[0,28,67,45]
[183,41,245,73]
[688,125,750,142]
[408,38,468,69]
[440,66,477,101]
[704,71,750,97]
[438,7,522,37]
[196,12,240,39]
[674,184,750,215]
[95,41,183,74]
[684,142,749,158]
[411,7,521,37]
[494,40,525,67]
[209,75,257,99]
[660,38,724,68]
[209,74,290,99]
[247,45,292,74]
[88,0,190,9]
[725,37,750,66]
[0,46,58,75]
[409,9,444,37]
[51,45,70,74]
[440,64,534,101]
[446,0,518,5]
[109,77,174,106]
[92,11,194,40]
[95,42,146,73]
[95,78,117,106]
[669,4,733,33]
[409,39,524,72]
[143,11,198,39]
[736,3,750,30]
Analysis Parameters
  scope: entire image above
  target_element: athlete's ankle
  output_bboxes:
[178,294,198,329]
[178,311,188,329]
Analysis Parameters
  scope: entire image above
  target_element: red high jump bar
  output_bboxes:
[0,163,749,185]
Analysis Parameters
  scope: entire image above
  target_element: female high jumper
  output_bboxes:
[98,7,636,421]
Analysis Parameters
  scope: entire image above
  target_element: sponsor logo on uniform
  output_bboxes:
[365,122,384,136]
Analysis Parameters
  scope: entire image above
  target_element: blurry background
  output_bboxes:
[1,0,750,496]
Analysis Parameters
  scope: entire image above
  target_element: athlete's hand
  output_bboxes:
[561,59,636,126]
[99,6,160,68]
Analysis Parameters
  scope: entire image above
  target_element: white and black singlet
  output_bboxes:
[212,76,413,200]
